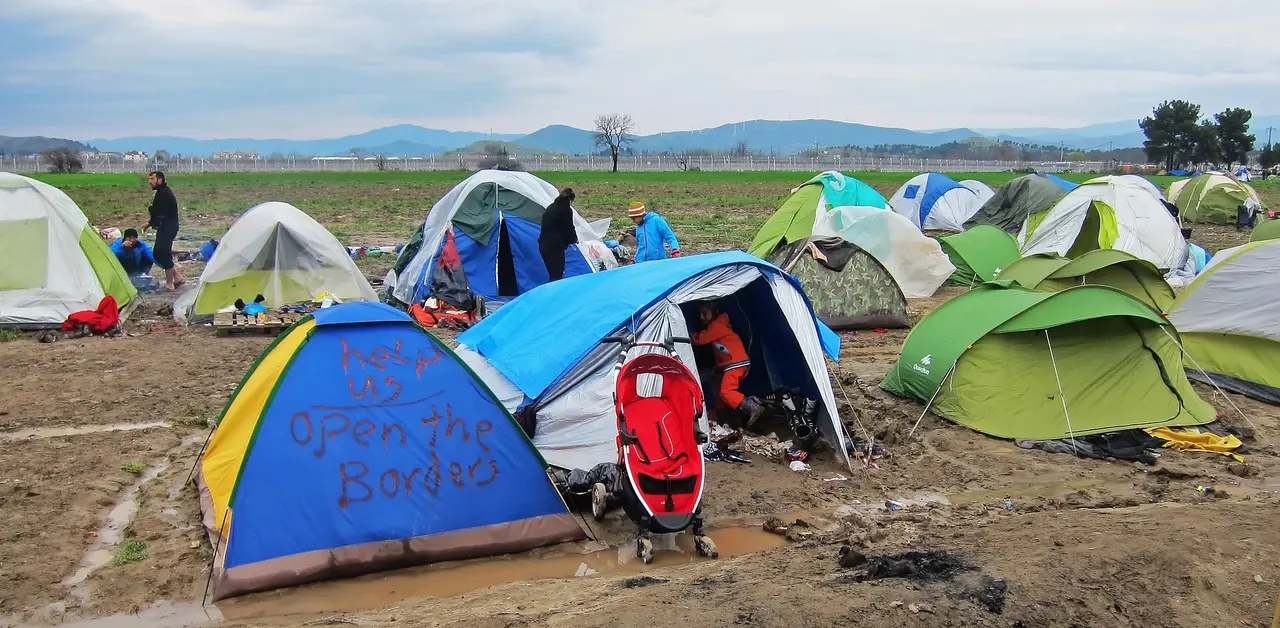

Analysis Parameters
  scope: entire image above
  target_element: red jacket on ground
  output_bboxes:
[62,296,119,333]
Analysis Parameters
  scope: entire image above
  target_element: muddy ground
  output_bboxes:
[2,175,1279,627]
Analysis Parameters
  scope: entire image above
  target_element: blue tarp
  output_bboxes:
[226,302,568,569]
[1043,174,1079,191]
[458,251,841,399]
[802,171,887,209]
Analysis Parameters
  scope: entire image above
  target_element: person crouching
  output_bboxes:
[691,301,766,428]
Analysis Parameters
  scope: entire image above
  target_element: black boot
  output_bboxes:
[739,396,767,430]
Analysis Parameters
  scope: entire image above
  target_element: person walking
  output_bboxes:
[539,187,579,281]
[143,171,184,290]
[627,201,680,263]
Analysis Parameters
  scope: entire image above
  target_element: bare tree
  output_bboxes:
[730,140,750,157]
[374,154,389,171]
[154,149,172,163]
[593,114,635,172]
[41,147,83,174]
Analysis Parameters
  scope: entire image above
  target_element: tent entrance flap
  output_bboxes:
[496,219,519,298]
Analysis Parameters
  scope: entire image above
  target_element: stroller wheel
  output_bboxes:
[590,483,608,521]
[695,535,719,559]
[637,537,654,564]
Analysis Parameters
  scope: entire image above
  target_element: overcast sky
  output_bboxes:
[3,0,1278,140]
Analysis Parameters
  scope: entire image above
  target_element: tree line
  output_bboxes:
[1140,101,1261,171]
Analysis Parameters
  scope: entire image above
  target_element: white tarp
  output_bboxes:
[392,170,615,305]
[0,173,115,326]
[813,205,955,298]
[1019,176,1188,271]
[459,264,849,472]
[1169,241,1280,342]
[177,202,377,322]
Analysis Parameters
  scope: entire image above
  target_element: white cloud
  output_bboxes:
[1,0,1278,138]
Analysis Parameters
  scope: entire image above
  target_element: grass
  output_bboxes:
[173,401,215,429]
[121,461,146,476]
[26,170,1276,256]
[112,539,149,566]
[0,329,21,342]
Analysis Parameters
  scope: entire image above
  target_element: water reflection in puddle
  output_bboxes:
[63,464,167,604]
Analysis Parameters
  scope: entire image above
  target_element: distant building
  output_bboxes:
[122,150,148,162]
[213,150,260,160]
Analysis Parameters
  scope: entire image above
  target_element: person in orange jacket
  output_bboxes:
[690,301,766,428]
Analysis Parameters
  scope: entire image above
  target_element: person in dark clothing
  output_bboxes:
[144,171,184,290]
[538,187,579,281]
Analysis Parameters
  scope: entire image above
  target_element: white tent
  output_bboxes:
[813,205,955,298]
[889,173,984,232]
[175,202,376,322]
[1019,176,1188,271]
[1085,174,1165,202]
[451,252,849,472]
[959,180,996,206]
[391,170,615,306]
[0,173,135,327]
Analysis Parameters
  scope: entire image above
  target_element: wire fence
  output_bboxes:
[3,154,1124,175]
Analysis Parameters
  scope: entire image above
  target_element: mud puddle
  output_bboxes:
[48,526,786,628]
[62,464,168,605]
[0,422,171,441]
[947,478,1123,506]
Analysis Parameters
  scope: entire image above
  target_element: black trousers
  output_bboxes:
[540,242,566,281]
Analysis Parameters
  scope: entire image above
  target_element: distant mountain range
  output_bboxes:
[0,135,95,157]
[39,115,1280,157]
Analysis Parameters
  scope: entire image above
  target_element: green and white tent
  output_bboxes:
[1167,174,1261,225]
[881,283,1215,440]
[964,174,1071,234]
[996,249,1176,315]
[768,236,909,330]
[175,202,378,323]
[1250,219,1280,243]
[749,171,887,258]
[0,173,136,328]
[937,226,1021,287]
[1168,239,1280,404]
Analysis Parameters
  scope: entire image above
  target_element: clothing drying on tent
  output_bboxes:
[964,174,1073,234]
[768,236,908,330]
[1168,240,1280,404]
[809,205,954,298]
[889,173,984,232]
[196,302,583,600]
[997,250,1176,314]
[1251,219,1280,243]
[1167,174,1262,225]
[937,226,1020,287]
[389,170,615,309]
[453,251,848,473]
[1019,175,1189,271]
[747,171,886,258]
[174,202,377,324]
[0,173,136,328]
[880,283,1215,441]
[959,180,996,206]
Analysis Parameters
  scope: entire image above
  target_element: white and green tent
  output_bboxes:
[1167,174,1261,225]
[1168,239,1280,404]
[0,173,135,328]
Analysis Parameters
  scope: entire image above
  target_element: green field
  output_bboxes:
[29,170,1277,256]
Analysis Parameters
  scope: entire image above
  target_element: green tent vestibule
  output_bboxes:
[881,283,1215,441]
[937,226,1021,288]
[996,249,1176,315]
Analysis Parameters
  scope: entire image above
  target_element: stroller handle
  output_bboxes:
[603,336,691,354]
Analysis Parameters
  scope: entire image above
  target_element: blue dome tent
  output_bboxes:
[454,251,849,472]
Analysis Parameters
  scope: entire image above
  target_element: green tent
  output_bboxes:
[964,174,1069,234]
[995,249,1176,314]
[769,236,908,330]
[749,172,886,258]
[937,226,1021,287]
[1250,219,1280,243]
[1168,240,1280,404]
[1167,174,1261,225]
[880,283,1215,440]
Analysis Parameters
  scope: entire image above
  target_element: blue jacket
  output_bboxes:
[110,239,156,275]
[633,212,680,263]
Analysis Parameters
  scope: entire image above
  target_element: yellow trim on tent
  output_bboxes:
[202,318,315,531]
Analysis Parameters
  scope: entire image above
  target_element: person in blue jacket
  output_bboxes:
[110,228,156,277]
[627,201,680,263]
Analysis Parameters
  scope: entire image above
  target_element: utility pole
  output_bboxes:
[1060,141,1065,162]
[1268,126,1276,147]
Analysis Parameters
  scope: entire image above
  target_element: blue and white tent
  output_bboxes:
[389,170,617,307]
[455,251,849,471]
[889,173,985,232]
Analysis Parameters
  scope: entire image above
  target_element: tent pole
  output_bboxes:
[908,362,956,439]
[1044,330,1080,456]
[1158,326,1273,448]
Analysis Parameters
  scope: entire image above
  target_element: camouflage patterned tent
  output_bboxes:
[769,237,909,330]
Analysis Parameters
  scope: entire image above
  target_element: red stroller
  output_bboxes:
[603,334,718,564]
